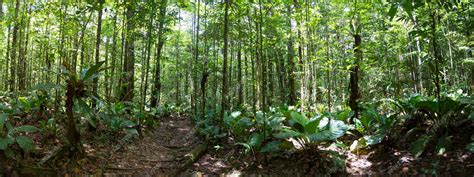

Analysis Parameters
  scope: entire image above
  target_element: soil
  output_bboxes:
[86,114,204,176]
[185,137,474,176]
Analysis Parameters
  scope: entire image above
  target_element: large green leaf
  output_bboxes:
[308,131,332,142]
[260,141,282,153]
[0,113,7,133]
[273,128,303,139]
[290,111,308,127]
[81,61,105,81]
[388,4,398,21]
[76,98,96,128]
[410,135,431,158]
[18,97,31,112]
[336,109,354,121]
[16,136,35,153]
[12,125,40,134]
[309,119,348,142]
[415,100,438,113]
[304,117,321,134]
[0,136,14,150]
[248,133,264,149]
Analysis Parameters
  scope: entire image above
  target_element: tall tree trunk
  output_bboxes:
[237,43,243,106]
[119,1,135,102]
[92,0,104,108]
[175,9,181,105]
[18,1,29,91]
[109,4,118,100]
[286,5,296,106]
[430,10,442,105]
[150,0,167,108]
[259,0,265,110]
[200,3,209,117]
[142,6,155,111]
[326,32,331,112]
[55,1,67,110]
[221,0,230,120]
[247,6,256,112]
[4,26,11,90]
[193,0,200,115]
[413,15,424,93]
[9,0,20,92]
[349,33,361,121]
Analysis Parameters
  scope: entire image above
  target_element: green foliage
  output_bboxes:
[396,93,473,157]
[410,135,431,158]
[215,106,349,155]
[0,113,40,158]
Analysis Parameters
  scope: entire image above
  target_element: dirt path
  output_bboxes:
[90,115,204,176]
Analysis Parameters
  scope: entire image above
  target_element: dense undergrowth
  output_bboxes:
[194,91,474,173]
[0,64,178,164]
[0,63,472,174]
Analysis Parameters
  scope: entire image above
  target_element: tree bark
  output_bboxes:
[221,0,230,120]
[349,33,361,121]
[286,5,296,106]
[92,0,104,108]
[119,1,136,102]
[9,0,20,92]
[150,0,167,108]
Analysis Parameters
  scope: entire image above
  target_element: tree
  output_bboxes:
[221,0,230,120]
[119,1,136,102]
[348,8,362,121]
[150,0,168,108]
[92,0,104,108]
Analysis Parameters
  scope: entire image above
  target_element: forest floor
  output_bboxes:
[2,115,473,176]
[85,114,204,176]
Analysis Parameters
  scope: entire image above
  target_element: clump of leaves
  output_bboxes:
[394,92,473,157]
[0,113,40,159]
[273,107,348,150]
[226,106,349,155]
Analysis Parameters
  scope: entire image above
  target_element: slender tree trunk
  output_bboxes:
[55,2,67,111]
[18,2,29,91]
[286,6,296,106]
[193,0,200,115]
[247,6,256,112]
[221,0,230,120]
[259,1,265,110]
[4,27,10,90]
[175,9,181,105]
[237,43,243,106]
[326,32,331,112]
[9,0,20,93]
[150,0,167,108]
[349,33,361,121]
[200,3,209,116]
[142,8,154,111]
[413,15,424,93]
[92,0,104,108]
[119,1,136,102]
[109,5,118,100]
[430,10,442,105]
